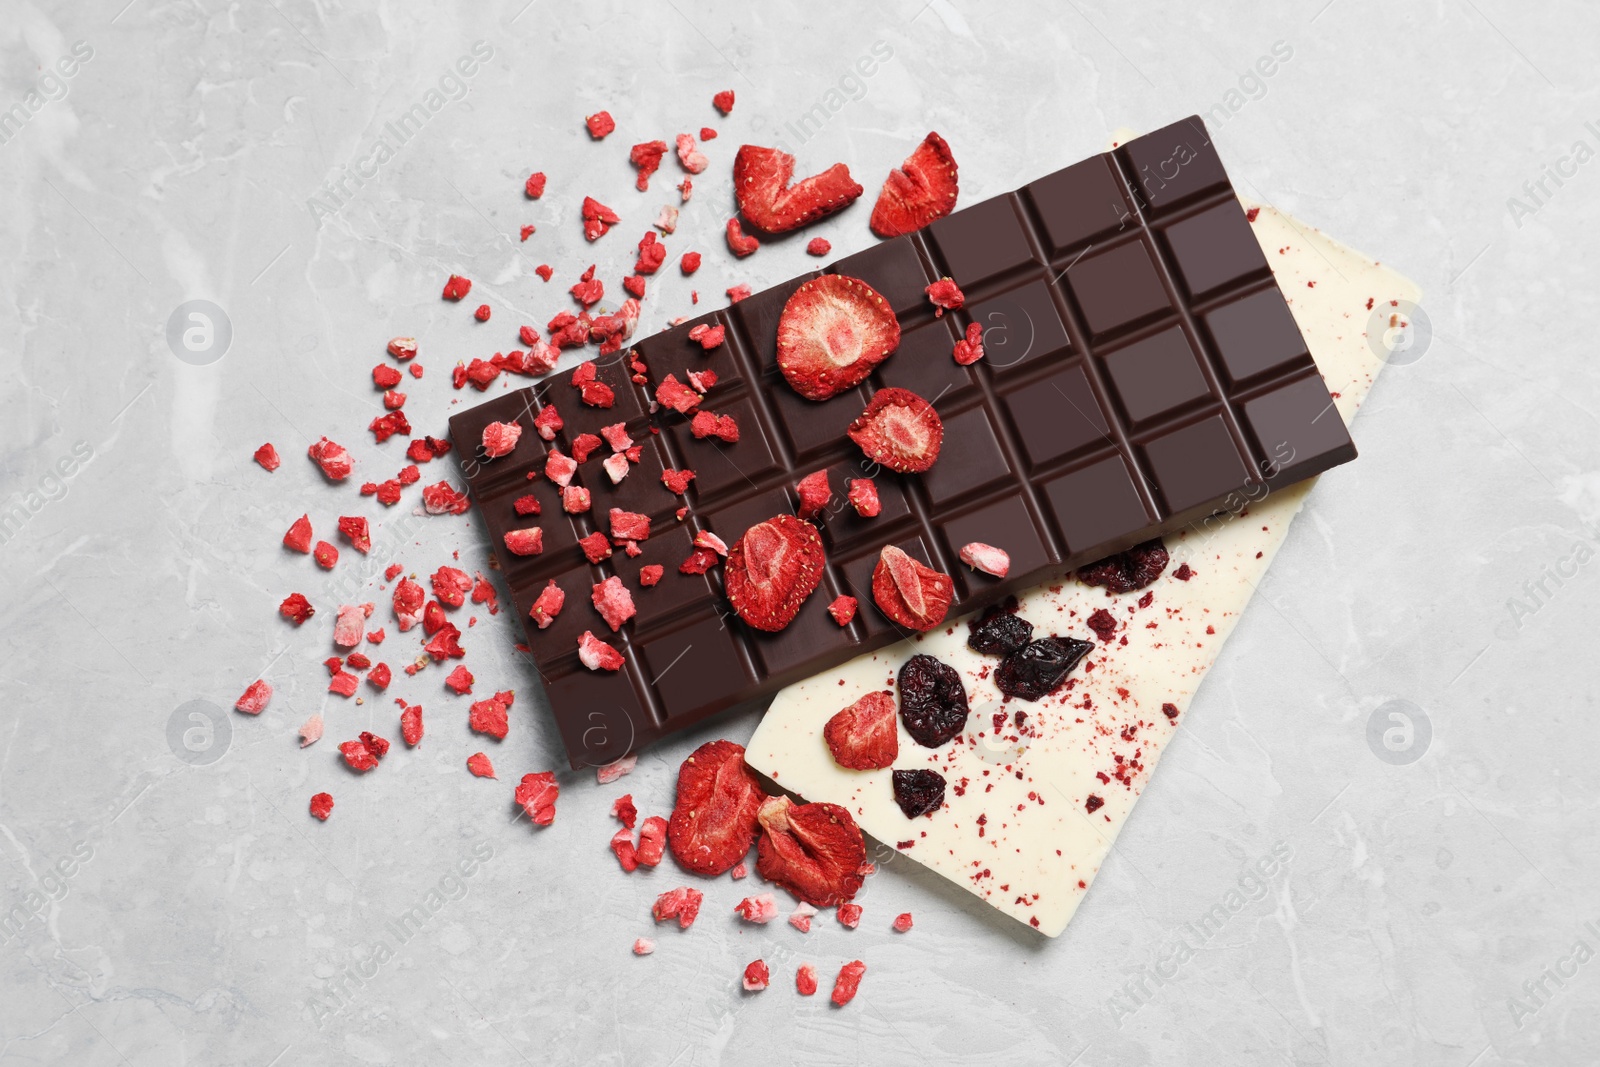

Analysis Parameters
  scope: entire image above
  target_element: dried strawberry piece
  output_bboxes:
[481,420,522,459]
[731,862,748,880]
[869,132,959,238]
[675,133,708,174]
[515,771,559,826]
[570,265,604,308]
[726,283,752,302]
[566,433,600,465]
[535,264,553,281]
[333,603,366,647]
[892,911,915,932]
[755,796,867,907]
[367,663,392,690]
[603,759,635,785]
[283,514,313,553]
[796,964,818,996]
[622,274,646,299]
[925,277,964,316]
[337,516,371,554]
[466,753,496,779]
[532,406,563,441]
[405,438,433,463]
[421,481,470,515]
[374,480,402,506]
[712,89,734,114]
[562,486,591,513]
[678,547,717,574]
[699,127,717,141]
[313,541,339,569]
[685,369,718,392]
[602,453,630,484]
[442,274,473,301]
[591,576,637,632]
[339,731,388,771]
[776,275,900,400]
[687,323,725,350]
[279,592,315,625]
[383,562,403,582]
[581,196,619,241]
[680,251,701,274]
[600,422,633,452]
[952,321,985,365]
[578,630,623,671]
[734,893,778,924]
[892,768,946,818]
[545,450,578,487]
[848,388,943,473]
[831,960,866,1006]
[742,960,770,991]
[897,653,969,747]
[577,532,612,564]
[369,410,411,443]
[309,793,334,821]
[463,358,501,391]
[629,139,668,190]
[651,886,703,929]
[395,464,419,486]
[578,380,614,407]
[524,171,547,198]
[612,793,638,829]
[422,600,447,636]
[470,572,496,607]
[806,237,831,256]
[431,566,473,608]
[423,622,463,660]
[367,627,386,643]
[611,827,639,872]
[346,651,371,670]
[635,231,666,274]
[827,595,857,626]
[837,903,862,928]
[400,704,423,745]
[655,374,702,414]
[584,111,615,139]
[503,527,544,557]
[694,530,728,556]
[609,508,651,542]
[655,205,679,233]
[788,901,817,932]
[469,690,513,740]
[872,545,952,632]
[724,515,825,632]
[392,577,425,631]
[847,479,881,517]
[795,470,830,519]
[529,580,565,629]
[636,815,667,867]
[409,364,423,378]
[473,304,491,322]
[1077,539,1170,593]
[689,410,739,442]
[637,564,664,588]
[254,443,280,471]
[387,336,418,361]
[725,218,760,257]
[733,144,863,233]
[959,541,1010,578]
[661,468,696,494]
[445,665,474,694]
[667,739,765,876]
[632,938,654,955]
[382,389,407,410]
[307,438,353,481]
[824,691,897,770]
[235,679,272,715]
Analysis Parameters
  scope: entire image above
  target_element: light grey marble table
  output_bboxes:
[2,1,1597,1064]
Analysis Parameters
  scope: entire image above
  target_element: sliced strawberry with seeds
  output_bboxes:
[827,595,857,626]
[733,144,864,234]
[824,691,897,770]
[795,470,830,519]
[515,771,559,826]
[754,795,867,907]
[578,630,623,671]
[529,580,564,629]
[925,277,964,316]
[629,140,668,190]
[254,443,280,471]
[584,111,614,139]
[847,388,943,472]
[959,541,1010,578]
[667,739,765,876]
[675,133,708,174]
[724,515,825,632]
[776,275,900,401]
[725,217,759,257]
[871,545,953,631]
[869,131,959,238]
[283,514,313,553]
[712,89,735,114]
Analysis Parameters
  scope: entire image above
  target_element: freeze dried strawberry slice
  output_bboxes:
[667,739,765,876]
[524,171,546,199]
[824,691,897,770]
[529,580,564,629]
[872,545,953,631]
[655,374,701,414]
[712,89,734,114]
[333,604,365,647]
[445,665,474,694]
[387,336,418,361]
[581,196,619,241]
[585,111,615,139]
[733,144,863,234]
[755,796,867,907]
[848,388,943,473]
[675,133,708,174]
[279,592,314,625]
[431,566,473,608]
[661,468,695,494]
[925,277,964,317]
[742,960,770,991]
[952,321,985,365]
[827,595,857,626]
[314,541,339,569]
[307,438,353,481]
[421,481,470,515]
[795,470,830,519]
[309,793,334,821]
[724,218,759,257]
[959,541,1010,578]
[235,679,272,715]
[283,514,313,553]
[481,420,522,459]
[687,323,725,350]
[734,893,778,924]
[400,704,423,745]
[469,690,513,740]
[591,576,637,632]
[847,478,881,518]
[869,131,959,238]
[637,815,667,867]
[337,516,371,554]
[515,771,559,826]
[254,443,280,471]
[831,960,866,1006]
[629,140,668,190]
[689,410,739,442]
[610,508,651,542]
[651,886,703,929]
[578,630,623,671]
[532,407,563,442]
[776,275,900,401]
[724,515,825,632]
[578,532,612,564]
[392,578,424,631]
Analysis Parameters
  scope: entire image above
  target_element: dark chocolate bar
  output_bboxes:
[449,116,1354,768]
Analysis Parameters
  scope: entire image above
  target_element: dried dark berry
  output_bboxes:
[1076,538,1169,594]
[1162,702,1179,720]
[1085,794,1104,814]
[897,653,969,748]
[892,768,946,819]
[1086,608,1117,642]
[966,607,1033,656]
[996,637,1093,702]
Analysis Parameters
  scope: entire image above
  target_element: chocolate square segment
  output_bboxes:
[928,194,1035,288]
[636,613,753,721]
[664,395,780,498]
[1116,116,1229,214]
[1240,374,1356,485]
[965,280,1071,377]
[1066,240,1172,340]
[877,320,975,407]
[1002,366,1110,472]
[1100,327,1212,426]
[1201,287,1314,386]
[832,237,932,317]
[1161,201,1269,298]
[1025,155,1134,254]
[1138,415,1254,514]
[920,405,1011,507]
[1042,454,1151,554]
[546,665,646,768]
[938,493,1055,598]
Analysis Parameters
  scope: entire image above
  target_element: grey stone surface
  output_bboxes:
[0,1,1596,1063]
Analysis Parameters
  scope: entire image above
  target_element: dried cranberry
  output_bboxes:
[1086,608,1117,642]
[1076,538,1169,594]
[891,769,946,819]
[1085,794,1104,814]
[996,637,1093,702]
[966,606,1032,656]
[896,654,968,748]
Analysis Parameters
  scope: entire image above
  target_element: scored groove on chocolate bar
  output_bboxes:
[449,116,1355,768]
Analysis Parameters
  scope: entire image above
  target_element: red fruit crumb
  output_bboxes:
[680,251,701,274]
[467,753,496,778]
[480,420,522,460]
[337,516,371,554]
[400,704,423,745]
[382,389,406,410]
[469,690,514,740]
[422,623,463,661]
[515,771,559,826]
[725,218,760,257]
[622,274,646,299]
[656,374,702,414]
[1163,702,1180,720]
[1246,206,1261,222]
[953,321,985,365]
[959,541,1010,578]
[742,960,770,992]
[635,230,666,275]
[639,564,665,587]
[837,903,862,928]
[584,111,615,139]
[629,139,668,191]
[591,576,637,631]
[806,237,831,256]
[408,364,423,378]
[827,596,857,626]
[520,224,535,241]
[726,284,752,302]
[578,532,612,564]
[661,468,695,494]
[788,902,817,932]
[689,410,739,442]
[633,938,654,955]
[368,410,411,443]
[373,364,402,389]
[1087,608,1117,642]
[712,90,734,114]
[474,304,491,322]
[421,481,470,515]
[387,337,417,361]
[831,961,866,1006]
[675,133,708,174]
[367,663,391,689]
[525,172,546,199]
[307,438,353,481]
[611,827,639,872]
[734,893,778,924]
[432,566,473,608]
[612,794,637,829]
[578,630,624,671]
[847,478,881,517]
[893,912,914,932]
[796,964,818,996]
[610,508,651,542]
[581,196,620,241]
[253,443,280,471]
[442,274,472,301]
[688,323,726,350]
[1173,563,1194,581]
[652,886,703,929]
[445,665,474,694]
[925,277,964,316]
[679,547,717,574]
[597,755,635,785]
[637,815,667,867]
[795,470,831,519]
[535,264,553,281]
[309,793,334,821]
[529,580,565,629]
[279,593,314,625]
[235,680,271,715]
[283,514,313,554]
[313,541,339,569]
[731,862,748,880]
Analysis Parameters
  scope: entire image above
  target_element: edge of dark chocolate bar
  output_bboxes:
[449,115,1355,768]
